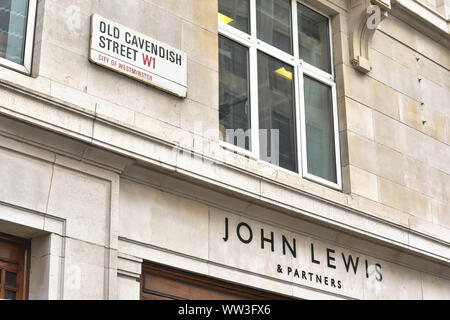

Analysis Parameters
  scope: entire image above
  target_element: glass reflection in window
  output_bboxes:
[0,0,29,65]
[298,3,331,73]
[304,76,337,182]
[256,0,292,54]
[219,35,251,151]
[218,0,250,34]
[258,51,297,172]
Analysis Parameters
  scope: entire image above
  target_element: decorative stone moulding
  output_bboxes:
[350,0,392,73]
[373,0,392,11]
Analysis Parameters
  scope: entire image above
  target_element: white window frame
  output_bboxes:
[0,0,37,74]
[218,0,342,190]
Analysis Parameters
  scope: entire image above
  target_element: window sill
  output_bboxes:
[219,140,257,160]
[218,140,343,192]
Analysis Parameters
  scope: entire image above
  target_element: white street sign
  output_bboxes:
[89,14,187,98]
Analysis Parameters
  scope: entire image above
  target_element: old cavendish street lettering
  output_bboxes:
[124,32,182,65]
[222,217,383,290]
[96,22,182,66]
[89,14,187,97]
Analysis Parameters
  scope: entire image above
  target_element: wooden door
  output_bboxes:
[0,233,30,300]
[141,262,290,300]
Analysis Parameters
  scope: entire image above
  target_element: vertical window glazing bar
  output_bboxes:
[292,0,301,173]
[331,83,342,188]
[23,0,35,73]
[291,0,299,60]
[328,14,335,78]
[299,68,308,182]
[250,0,257,39]
[295,66,303,180]
[249,45,260,158]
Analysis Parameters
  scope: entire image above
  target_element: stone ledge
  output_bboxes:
[117,252,143,280]
[0,201,66,236]
[392,0,450,48]
[395,0,449,33]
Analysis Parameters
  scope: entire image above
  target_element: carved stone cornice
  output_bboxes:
[349,0,392,73]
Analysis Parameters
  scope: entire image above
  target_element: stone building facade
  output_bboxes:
[0,0,448,300]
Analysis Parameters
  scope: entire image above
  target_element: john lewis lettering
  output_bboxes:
[222,217,383,291]
[89,14,187,98]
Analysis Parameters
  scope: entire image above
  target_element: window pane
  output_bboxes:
[218,0,250,34]
[258,51,297,172]
[256,0,292,54]
[4,290,17,300]
[304,76,337,183]
[219,35,251,151]
[0,0,29,65]
[5,271,17,287]
[298,3,331,73]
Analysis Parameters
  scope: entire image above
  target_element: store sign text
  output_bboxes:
[222,217,383,290]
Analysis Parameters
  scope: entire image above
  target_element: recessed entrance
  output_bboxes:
[141,261,291,300]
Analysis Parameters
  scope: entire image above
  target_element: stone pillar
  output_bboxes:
[29,234,64,300]
[117,253,143,300]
